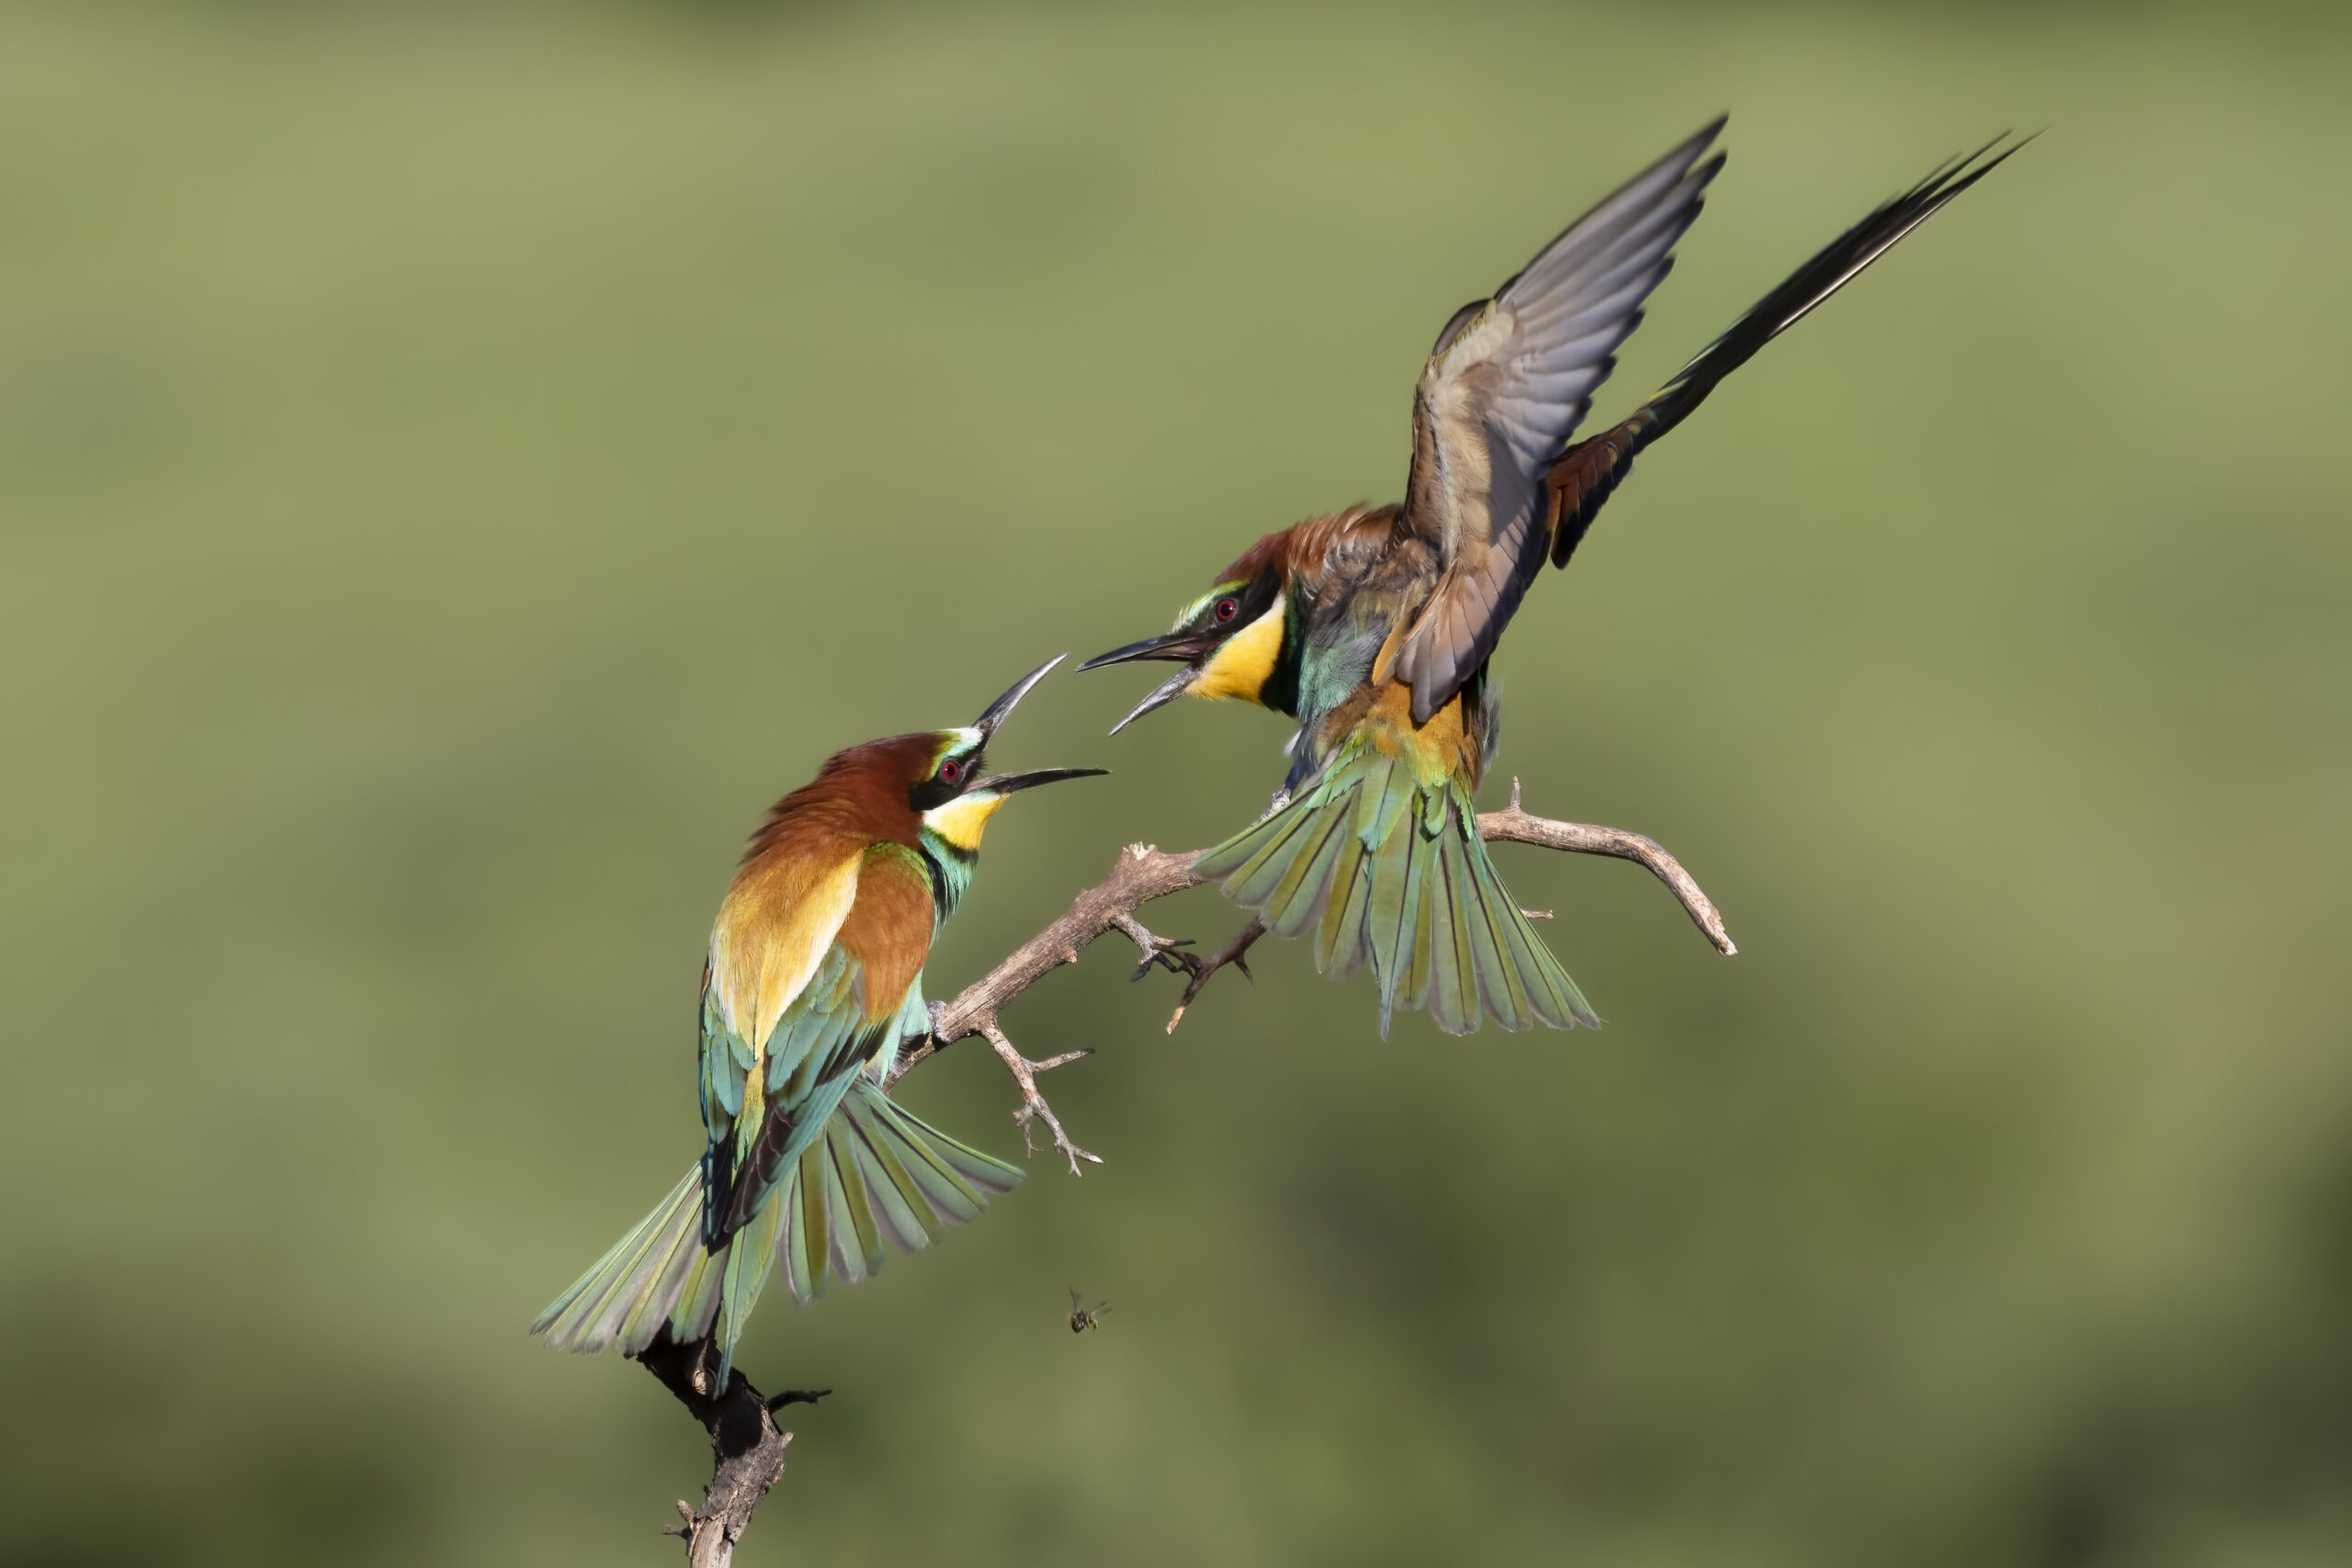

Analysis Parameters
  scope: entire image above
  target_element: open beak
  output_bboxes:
[1080,631,1220,736]
[967,658,1109,793]
[1077,629,1218,672]
[1104,666,1199,736]
[972,654,1068,740]
[972,765,1110,795]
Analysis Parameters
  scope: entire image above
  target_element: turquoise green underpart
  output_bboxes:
[1195,737,1597,1038]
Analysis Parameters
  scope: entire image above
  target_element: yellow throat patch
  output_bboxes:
[1188,603,1283,705]
[922,791,1007,852]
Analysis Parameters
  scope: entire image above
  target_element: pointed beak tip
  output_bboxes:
[1104,664,1197,736]
[972,654,1071,737]
[978,764,1110,797]
[1081,631,1211,671]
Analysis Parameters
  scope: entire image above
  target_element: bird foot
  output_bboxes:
[1126,934,1196,981]
[1161,918,1266,1034]
[1112,912,1194,981]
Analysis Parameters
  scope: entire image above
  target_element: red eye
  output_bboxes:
[938,760,961,784]
[1214,597,1239,623]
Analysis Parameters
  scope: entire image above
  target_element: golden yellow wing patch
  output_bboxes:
[710,844,863,1054]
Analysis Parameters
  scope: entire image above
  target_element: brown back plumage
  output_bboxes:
[713,734,944,1052]
[737,734,936,871]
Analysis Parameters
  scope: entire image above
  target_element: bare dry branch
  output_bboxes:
[1480,777,1737,956]
[894,783,1735,1163]
[979,1017,1102,1174]
[883,843,1205,1087]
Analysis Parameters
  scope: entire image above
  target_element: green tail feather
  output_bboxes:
[531,1079,1023,1377]
[529,1163,722,1359]
[773,1077,1023,1306]
[1196,749,1599,1037]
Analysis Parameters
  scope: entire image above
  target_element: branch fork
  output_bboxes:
[978,1016,1101,1174]
[901,778,1734,1169]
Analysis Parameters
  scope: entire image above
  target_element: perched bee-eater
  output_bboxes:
[532,658,1104,1382]
[1085,118,2016,1036]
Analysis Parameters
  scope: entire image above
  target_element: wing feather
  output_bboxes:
[711,840,865,1053]
[1543,134,2029,572]
[708,844,938,1242]
[1394,119,1725,724]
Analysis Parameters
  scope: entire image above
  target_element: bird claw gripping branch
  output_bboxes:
[1125,931,1196,983]
[1156,918,1265,1035]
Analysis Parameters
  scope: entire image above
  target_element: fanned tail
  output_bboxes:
[531,1080,1022,1378]
[1195,748,1597,1037]
[772,1077,1023,1304]
[705,1066,865,1385]
[529,1163,728,1359]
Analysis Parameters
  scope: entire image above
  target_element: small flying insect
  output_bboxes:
[1068,1288,1111,1334]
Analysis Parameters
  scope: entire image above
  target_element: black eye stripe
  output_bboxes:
[1201,577,1275,631]
[910,749,981,812]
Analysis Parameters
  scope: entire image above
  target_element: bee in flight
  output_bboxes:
[1068,1288,1112,1334]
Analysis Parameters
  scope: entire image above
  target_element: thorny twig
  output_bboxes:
[882,842,1204,1172]
[1480,778,1736,957]
[890,777,1735,1167]
[1163,918,1264,1034]
[978,1016,1101,1175]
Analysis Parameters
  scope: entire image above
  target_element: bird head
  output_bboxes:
[1078,559,1292,734]
[909,655,1108,853]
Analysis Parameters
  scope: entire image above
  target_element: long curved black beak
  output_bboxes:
[972,654,1067,739]
[1104,667,1198,736]
[967,658,1108,792]
[972,765,1110,795]
[1080,631,1223,736]
[1077,630,1217,672]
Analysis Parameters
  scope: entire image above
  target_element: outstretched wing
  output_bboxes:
[1542,134,2029,572]
[1391,119,1724,725]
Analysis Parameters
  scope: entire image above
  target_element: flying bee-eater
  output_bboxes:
[532,657,1105,1382]
[1085,118,2018,1036]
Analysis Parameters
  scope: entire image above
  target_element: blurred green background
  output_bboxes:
[4,2,2348,1563]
